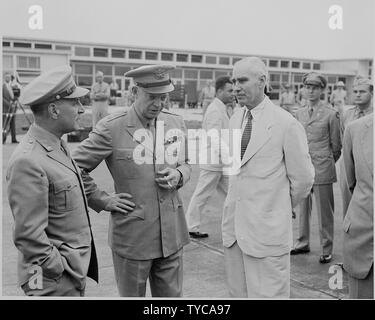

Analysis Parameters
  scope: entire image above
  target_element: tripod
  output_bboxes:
[2,99,33,143]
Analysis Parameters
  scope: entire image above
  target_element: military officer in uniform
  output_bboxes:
[6,65,131,297]
[291,72,342,264]
[72,64,191,297]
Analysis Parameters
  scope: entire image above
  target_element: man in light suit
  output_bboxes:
[72,64,191,297]
[3,72,18,143]
[6,65,129,296]
[222,57,314,298]
[342,114,373,299]
[186,76,235,238]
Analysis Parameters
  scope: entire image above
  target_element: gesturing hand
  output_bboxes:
[105,193,135,215]
[155,167,181,190]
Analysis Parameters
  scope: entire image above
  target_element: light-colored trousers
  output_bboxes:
[294,184,334,255]
[186,169,228,232]
[224,242,290,298]
[112,249,183,297]
[92,101,109,128]
[348,265,373,299]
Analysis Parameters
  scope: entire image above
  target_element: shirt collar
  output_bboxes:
[355,105,373,116]
[244,96,266,122]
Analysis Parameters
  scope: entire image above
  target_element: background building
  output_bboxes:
[2,36,373,106]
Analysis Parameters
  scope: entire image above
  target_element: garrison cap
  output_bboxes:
[336,81,345,87]
[19,65,89,106]
[303,72,327,89]
[125,64,175,94]
[353,77,373,88]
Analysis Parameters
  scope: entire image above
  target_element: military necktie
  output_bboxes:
[60,139,70,157]
[358,110,365,119]
[241,110,253,160]
[308,107,314,118]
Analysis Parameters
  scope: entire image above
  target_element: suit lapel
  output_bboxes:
[361,117,373,175]
[46,149,77,173]
[241,103,272,166]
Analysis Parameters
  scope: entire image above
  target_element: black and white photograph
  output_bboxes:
[1,0,373,304]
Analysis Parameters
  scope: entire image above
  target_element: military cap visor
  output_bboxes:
[19,65,89,106]
[125,64,175,94]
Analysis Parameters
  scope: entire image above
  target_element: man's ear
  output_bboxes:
[48,103,60,120]
[132,86,139,97]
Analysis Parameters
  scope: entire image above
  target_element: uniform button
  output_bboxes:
[160,198,164,203]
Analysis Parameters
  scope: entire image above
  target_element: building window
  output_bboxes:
[95,64,112,76]
[184,69,198,79]
[280,61,289,68]
[94,48,108,57]
[206,56,217,64]
[2,41,10,47]
[115,65,131,76]
[292,61,300,69]
[170,68,183,78]
[313,63,320,70]
[129,50,143,59]
[269,73,281,82]
[17,56,40,70]
[191,55,203,63]
[269,60,279,67]
[232,57,242,64]
[328,76,337,84]
[293,74,304,83]
[56,45,71,51]
[75,46,90,56]
[76,76,93,87]
[214,70,229,79]
[13,42,32,48]
[112,49,125,58]
[75,64,93,75]
[282,74,289,82]
[35,43,52,50]
[176,54,188,62]
[145,51,158,60]
[219,57,230,65]
[200,70,213,80]
[302,62,311,69]
[161,52,174,61]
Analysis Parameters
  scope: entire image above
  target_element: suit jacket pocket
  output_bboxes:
[53,177,80,211]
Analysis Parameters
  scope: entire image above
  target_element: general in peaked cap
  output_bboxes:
[303,72,327,89]
[19,65,89,106]
[125,64,175,94]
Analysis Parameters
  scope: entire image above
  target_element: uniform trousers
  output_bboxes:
[348,265,373,299]
[186,169,228,232]
[21,271,85,297]
[224,242,290,298]
[112,249,183,297]
[295,184,334,255]
[92,101,108,128]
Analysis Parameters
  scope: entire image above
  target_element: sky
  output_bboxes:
[0,0,374,60]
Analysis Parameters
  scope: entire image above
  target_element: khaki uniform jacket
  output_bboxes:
[296,102,342,184]
[200,97,231,171]
[72,107,191,260]
[343,115,373,279]
[6,125,98,289]
[222,97,314,257]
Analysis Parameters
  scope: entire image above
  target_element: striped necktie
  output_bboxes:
[241,110,253,160]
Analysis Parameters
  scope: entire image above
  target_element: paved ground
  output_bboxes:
[2,108,349,299]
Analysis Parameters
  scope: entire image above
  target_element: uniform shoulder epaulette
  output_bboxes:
[346,105,357,111]
[22,137,36,154]
[106,110,128,122]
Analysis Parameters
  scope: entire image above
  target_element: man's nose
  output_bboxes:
[78,101,85,113]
